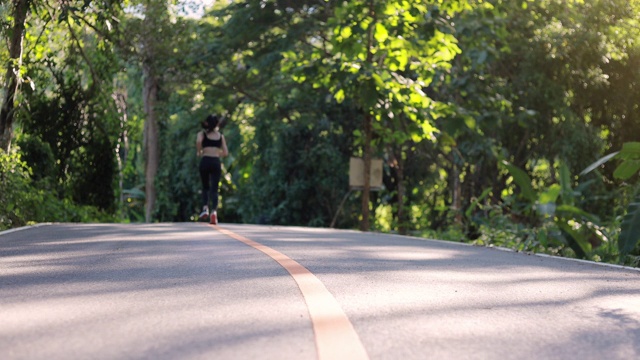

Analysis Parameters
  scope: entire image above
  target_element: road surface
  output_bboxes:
[1,223,639,359]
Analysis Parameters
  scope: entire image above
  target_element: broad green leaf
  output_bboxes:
[421,121,438,140]
[465,187,492,218]
[617,142,640,160]
[463,115,476,129]
[501,161,537,203]
[619,199,640,256]
[613,160,640,180]
[556,221,591,259]
[374,23,389,43]
[438,132,457,146]
[334,88,345,103]
[580,151,619,176]
[558,161,574,205]
[340,26,353,39]
[409,92,429,108]
[538,184,561,204]
[372,73,385,88]
[395,49,409,71]
[556,204,600,223]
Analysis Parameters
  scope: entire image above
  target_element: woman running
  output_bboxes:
[196,114,228,224]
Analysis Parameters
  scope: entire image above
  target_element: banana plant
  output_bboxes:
[581,142,640,258]
[501,159,610,259]
[619,195,640,257]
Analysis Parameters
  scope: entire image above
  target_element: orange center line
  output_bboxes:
[211,224,369,360]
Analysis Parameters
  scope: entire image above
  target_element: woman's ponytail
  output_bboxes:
[201,114,219,132]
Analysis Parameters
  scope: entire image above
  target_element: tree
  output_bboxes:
[1,0,31,152]
[121,1,184,222]
[280,0,472,230]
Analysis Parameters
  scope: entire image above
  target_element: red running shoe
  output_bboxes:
[210,211,217,225]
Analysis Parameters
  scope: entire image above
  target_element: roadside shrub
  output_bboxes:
[0,149,115,231]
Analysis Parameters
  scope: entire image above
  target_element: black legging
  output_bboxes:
[199,156,221,210]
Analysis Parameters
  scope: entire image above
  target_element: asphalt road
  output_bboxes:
[1,223,639,360]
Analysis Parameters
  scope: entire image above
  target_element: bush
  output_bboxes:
[0,149,43,230]
[0,149,115,231]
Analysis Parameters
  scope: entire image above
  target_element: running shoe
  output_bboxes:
[199,208,209,221]
[210,211,218,225]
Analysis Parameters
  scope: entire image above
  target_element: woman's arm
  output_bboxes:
[221,135,229,157]
[196,131,203,157]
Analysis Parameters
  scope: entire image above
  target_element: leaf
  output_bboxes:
[613,160,640,180]
[438,131,456,146]
[465,187,492,218]
[556,204,599,223]
[372,73,385,88]
[538,184,561,204]
[617,142,640,160]
[619,198,640,256]
[556,221,590,259]
[558,161,574,205]
[420,121,438,140]
[537,184,560,216]
[334,88,345,103]
[501,161,536,203]
[580,151,619,176]
[340,26,352,39]
[463,115,476,129]
[374,23,389,43]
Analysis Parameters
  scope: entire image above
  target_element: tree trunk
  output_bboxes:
[396,151,407,235]
[388,145,408,235]
[360,0,376,232]
[451,159,463,225]
[113,90,129,219]
[0,0,30,152]
[143,62,159,223]
[361,113,373,231]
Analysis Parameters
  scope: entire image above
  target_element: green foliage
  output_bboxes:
[231,102,360,228]
[613,142,640,180]
[619,195,640,257]
[0,150,39,230]
[15,134,56,183]
[18,76,118,211]
[615,144,640,257]
[2,0,639,269]
[581,141,640,261]
[0,150,114,231]
[500,160,537,204]
[497,159,611,259]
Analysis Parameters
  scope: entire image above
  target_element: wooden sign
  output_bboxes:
[349,157,383,190]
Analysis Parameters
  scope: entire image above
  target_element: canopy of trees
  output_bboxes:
[1,0,639,267]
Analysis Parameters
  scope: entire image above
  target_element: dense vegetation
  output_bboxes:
[1,0,639,267]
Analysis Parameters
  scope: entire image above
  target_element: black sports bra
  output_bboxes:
[202,132,222,148]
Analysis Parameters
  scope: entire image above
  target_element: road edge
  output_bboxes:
[216,224,640,273]
[0,223,52,237]
[382,230,640,273]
